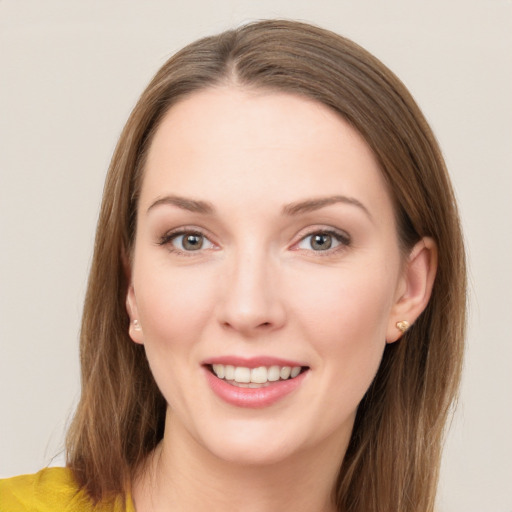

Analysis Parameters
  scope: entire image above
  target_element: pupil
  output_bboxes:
[312,234,332,250]
[183,234,203,250]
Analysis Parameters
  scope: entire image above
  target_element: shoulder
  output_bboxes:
[0,467,90,512]
[0,467,132,512]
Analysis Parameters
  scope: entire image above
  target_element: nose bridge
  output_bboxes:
[217,240,285,334]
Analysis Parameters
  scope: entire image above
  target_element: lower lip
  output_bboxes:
[203,367,307,408]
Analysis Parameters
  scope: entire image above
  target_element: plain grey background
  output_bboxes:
[1,1,511,511]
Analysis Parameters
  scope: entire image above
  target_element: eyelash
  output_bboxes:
[158,227,351,256]
[292,228,351,255]
[158,228,216,256]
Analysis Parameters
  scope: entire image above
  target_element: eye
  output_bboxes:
[160,230,215,253]
[295,230,350,252]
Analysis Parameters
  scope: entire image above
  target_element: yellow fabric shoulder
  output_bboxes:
[0,467,134,512]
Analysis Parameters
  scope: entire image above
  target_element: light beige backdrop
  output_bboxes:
[1,1,511,511]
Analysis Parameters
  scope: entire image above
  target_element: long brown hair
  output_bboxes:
[66,20,466,511]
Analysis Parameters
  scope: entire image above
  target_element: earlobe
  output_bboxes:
[386,237,438,343]
[126,283,144,344]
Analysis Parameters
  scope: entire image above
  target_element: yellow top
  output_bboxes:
[0,467,135,512]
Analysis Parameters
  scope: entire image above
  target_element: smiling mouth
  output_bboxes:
[208,364,309,388]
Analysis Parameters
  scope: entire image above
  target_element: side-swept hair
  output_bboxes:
[66,20,466,512]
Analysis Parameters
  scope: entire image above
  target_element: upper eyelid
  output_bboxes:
[157,224,351,247]
[159,226,214,242]
[292,225,351,243]
[158,229,217,256]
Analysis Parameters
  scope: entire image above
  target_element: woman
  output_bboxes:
[0,19,466,512]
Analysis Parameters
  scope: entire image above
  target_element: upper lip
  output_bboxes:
[202,356,308,368]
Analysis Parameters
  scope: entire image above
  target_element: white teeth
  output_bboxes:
[280,366,291,379]
[211,364,305,383]
[225,365,235,380]
[291,366,301,378]
[212,364,224,379]
[251,366,268,384]
[268,366,280,382]
[234,366,251,383]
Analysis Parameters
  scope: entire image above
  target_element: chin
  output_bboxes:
[208,437,300,467]
[185,415,304,466]
[193,413,349,468]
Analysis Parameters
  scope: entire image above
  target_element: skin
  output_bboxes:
[126,87,437,511]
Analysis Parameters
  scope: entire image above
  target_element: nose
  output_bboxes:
[216,249,286,337]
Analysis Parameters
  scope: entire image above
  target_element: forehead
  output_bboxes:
[140,86,394,220]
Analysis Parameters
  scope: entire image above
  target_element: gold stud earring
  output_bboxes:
[396,320,410,333]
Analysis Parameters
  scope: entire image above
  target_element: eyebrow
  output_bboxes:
[282,195,372,220]
[146,194,372,220]
[147,195,215,215]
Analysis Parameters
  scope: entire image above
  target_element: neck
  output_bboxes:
[132,410,350,512]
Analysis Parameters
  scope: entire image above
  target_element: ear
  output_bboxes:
[386,237,438,343]
[123,249,144,345]
[126,283,144,344]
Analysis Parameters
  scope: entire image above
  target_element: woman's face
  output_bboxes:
[127,87,409,465]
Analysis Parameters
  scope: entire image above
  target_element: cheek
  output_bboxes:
[132,263,218,393]
[134,261,217,341]
[131,266,219,412]
[290,264,395,396]
[291,262,396,342]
